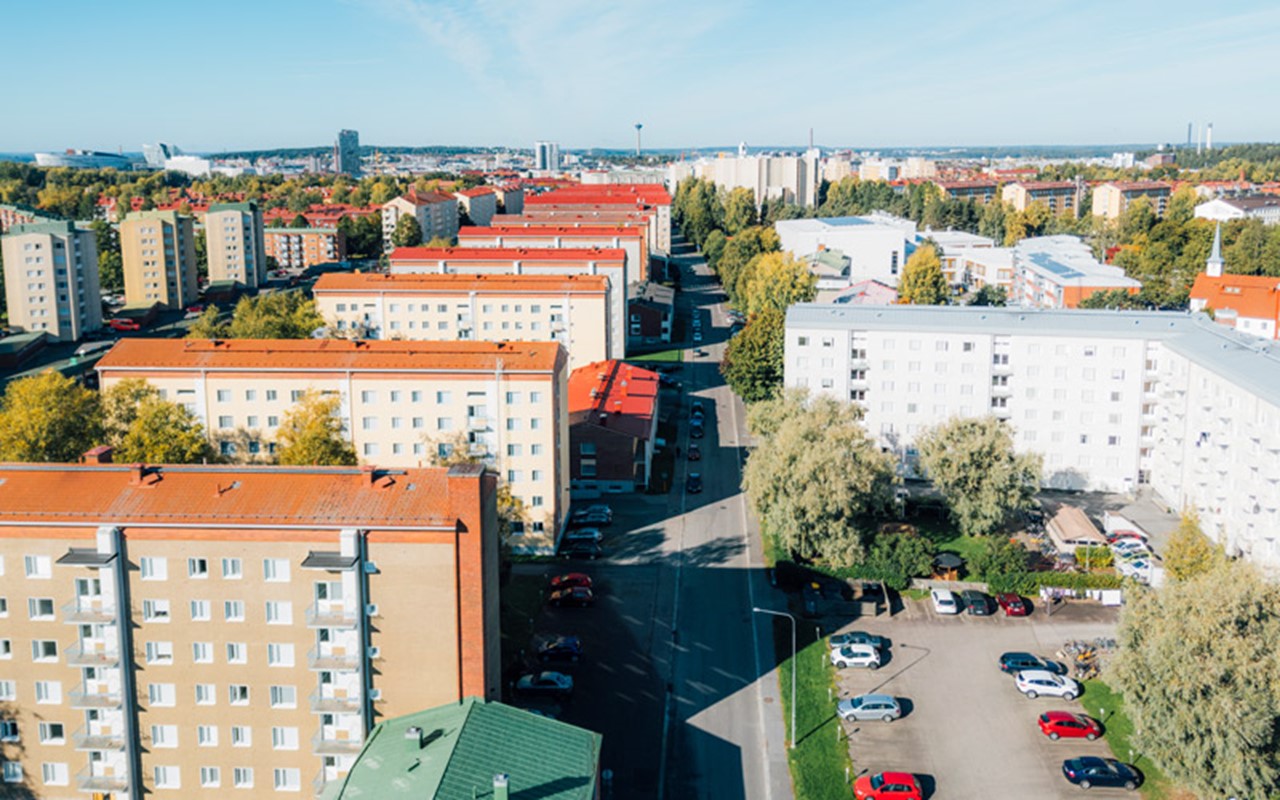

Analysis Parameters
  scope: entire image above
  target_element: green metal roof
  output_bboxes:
[3,220,80,237]
[207,201,258,214]
[124,209,183,222]
[324,697,600,800]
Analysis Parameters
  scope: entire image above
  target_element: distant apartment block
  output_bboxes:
[0,459,499,799]
[120,210,198,310]
[96,338,569,553]
[454,187,497,227]
[1190,273,1280,340]
[335,129,360,177]
[263,227,346,269]
[783,304,1280,573]
[1011,236,1141,308]
[523,184,672,254]
[1091,181,1172,219]
[458,224,648,282]
[204,201,266,288]
[946,247,1015,291]
[314,272,612,367]
[0,221,102,342]
[389,246,629,358]
[933,180,998,205]
[667,152,820,208]
[776,214,917,286]
[381,191,458,251]
[493,184,524,215]
[533,141,560,172]
[1002,181,1084,217]
[1194,195,1280,225]
[569,359,661,492]
[0,202,60,233]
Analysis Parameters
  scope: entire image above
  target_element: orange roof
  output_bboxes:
[97,338,561,373]
[568,360,659,440]
[491,212,652,224]
[313,272,609,294]
[456,186,496,198]
[1104,181,1172,192]
[1011,181,1078,191]
[397,189,456,206]
[526,184,671,206]
[1190,273,1280,328]
[0,463,471,529]
[459,225,646,239]
[388,246,626,263]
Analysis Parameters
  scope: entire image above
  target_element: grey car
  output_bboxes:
[836,693,902,723]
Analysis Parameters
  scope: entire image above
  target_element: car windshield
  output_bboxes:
[869,775,884,789]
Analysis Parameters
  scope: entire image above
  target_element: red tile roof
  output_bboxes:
[458,225,646,239]
[568,360,659,440]
[1190,273,1280,333]
[97,338,561,373]
[456,187,497,198]
[397,189,456,207]
[526,184,671,207]
[313,272,609,295]
[388,246,626,263]
[934,180,998,190]
[1010,181,1078,191]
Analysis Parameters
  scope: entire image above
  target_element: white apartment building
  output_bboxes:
[96,339,570,554]
[945,247,1015,291]
[204,202,266,289]
[784,304,1280,572]
[1194,195,1280,225]
[0,221,103,342]
[1011,236,1142,309]
[313,272,613,368]
[776,214,917,286]
[533,141,560,172]
[381,191,458,251]
[666,149,821,207]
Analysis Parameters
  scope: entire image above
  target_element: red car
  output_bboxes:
[1039,711,1102,740]
[185,304,205,314]
[996,592,1029,616]
[853,772,922,800]
[548,573,592,591]
[547,587,595,608]
[108,318,141,332]
[1106,529,1148,545]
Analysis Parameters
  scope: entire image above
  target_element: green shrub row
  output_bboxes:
[986,571,1124,595]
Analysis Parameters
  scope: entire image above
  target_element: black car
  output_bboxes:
[568,512,611,528]
[1062,757,1141,790]
[536,635,584,664]
[961,589,992,615]
[686,473,703,494]
[690,420,704,439]
[547,587,595,608]
[999,652,1066,675]
[560,541,604,560]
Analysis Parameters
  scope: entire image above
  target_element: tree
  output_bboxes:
[101,378,158,444]
[288,213,310,229]
[1163,511,1222,581]
[185,305,225,338]
[722,187,757,236]
[721,308,785,403]
[424,431,527,542]
[702,229,727,272]
[863,531,936,588]
[275,392,357,466]
[737,251,817,316]
[424,235,454,248]
[90,219,123,291]
[916,416,1042,537]
[116,398,211,463]
[391,215,423,248]
[188,291,322,340]
[1110,560,1280,798]
[968,285,1007,306]
[898,244,948,305]
[193,227,208,281]
[967,537,1029,579]
[0,371,103,462]
[1078,288,1145,310]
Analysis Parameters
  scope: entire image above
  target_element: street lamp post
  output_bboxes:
[752,606,796,749]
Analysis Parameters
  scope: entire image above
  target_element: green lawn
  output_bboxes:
[913,516,988,565]
[772,619,853,799]
[627,348,684,363]
[1081,680,1174,799]
[499,572,546,673]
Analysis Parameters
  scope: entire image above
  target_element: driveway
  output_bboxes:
[831,600,1125,799]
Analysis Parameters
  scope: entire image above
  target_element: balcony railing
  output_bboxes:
[305,604,358,629]
[69,684,123,709]
[61,599,116,624]
[65,645,120,667]
[311,732,363,756]
[309,691,361,714]
[73,726,126,751]
[76,768,129,793]
[306,648,360,671]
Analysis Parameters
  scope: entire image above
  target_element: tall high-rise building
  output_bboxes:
[533,141,560,172]
[0,221,103,342]
[334,129,360,177]
[204,201,266,289]
[120,210,199,310]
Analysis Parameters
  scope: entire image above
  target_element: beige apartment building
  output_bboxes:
[263,227,346,269]
[120,210,198,310]
[0,221,103,342]
[380,190,458,251]
[0,459,499,800]
[1091,181,1172,219]
[96,338,569,553]
[204,201,266,288]
[1002,181,1084,217]
[313,272,613,368]
[458,224,649,282]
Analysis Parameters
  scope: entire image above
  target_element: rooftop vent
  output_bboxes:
[405,725,423,745]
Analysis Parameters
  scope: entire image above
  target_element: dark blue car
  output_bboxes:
[1062,757,1141,790]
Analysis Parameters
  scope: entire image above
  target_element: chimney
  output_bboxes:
[493,774,509,800]
[404,725,423,747]
[83,445,113,465]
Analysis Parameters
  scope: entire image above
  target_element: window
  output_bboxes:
[145,641,174,664]
[269,685,296,708]
[224,600,245,622]
[218,415,233,429]
[32,640,58,662]
[4,762,22,782]
[530,391,543,403]
[226,643,247,664]
[24,555,51,579]
[271,727,299,750]
[274,768,301,791]
[37,722,64,743]
[262,559,289,582]
[267,643,294,667]
[231,726,252,747]
[28,597,54,619]
[142,599,171,622]
[265,601,292,625]
[187,558,208,578]
[148,683,176,706]
[190,600,211,621]
[0,721,18,743]
[216,389,231,402]
[229,685,249,705]
[153,765,180,789]
[530,418,541,430]
[221,558,242,579]
[201,767,221,788]
[1108,436,1120,446]
[34,681,61,704]
[797,336,809,346]
[234,767,254,788]
[193,642,213,663]
[0,598,6,617]
[195,684,215,705]
[360,390,375,403]
[0,681,13,701]
[531,444,543,456]
[151,724,178,748]
[41,762,69,786]
[198,725,218,746]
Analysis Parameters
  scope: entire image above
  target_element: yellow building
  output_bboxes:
[204,202,266,289]
[1090,181,1172,220]
[1001,181,1084,217]
[0,221,102,342]
[120,210,198,310]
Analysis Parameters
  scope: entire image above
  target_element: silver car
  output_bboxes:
[836,693,902,722]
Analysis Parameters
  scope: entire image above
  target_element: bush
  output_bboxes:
[967,537,1028,579]
[986,571,1123,595]
[1074,545,1113,569]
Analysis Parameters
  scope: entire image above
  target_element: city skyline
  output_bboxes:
[5,0,1280,153]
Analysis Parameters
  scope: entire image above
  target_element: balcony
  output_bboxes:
[73,726,126,751]
[69,684,123,709]
[62,599,116,624]
[307,648,360,671]
[312,732,363,756]
[466,416,490,431]
[309,691,361,714]
[305,603,358,629]
[76,769,129,794]
[65,645,120,668]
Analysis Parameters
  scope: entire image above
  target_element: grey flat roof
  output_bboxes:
[300,551,359,570]
[785,304,1280,407]
[56,548,116,567]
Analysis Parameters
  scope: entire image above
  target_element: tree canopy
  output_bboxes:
[0,371,103,462]
[722,187,757,236]
[187,291,324,340]
[721,308,785,403]
[1162,511,1223,581]
[898,243,948,305]
[737,251,817,316]
[101,379,211,464]
[391,214,423,248]
[275,392,357,466]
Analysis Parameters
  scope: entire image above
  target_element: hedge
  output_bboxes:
[986,571,1124,595]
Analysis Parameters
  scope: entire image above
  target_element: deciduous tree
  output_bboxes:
[275,392,357,466]
[90,219,124,291]
[898,244,948,305]
[187,291,323,340]
[1163,511,1222,581]
[391,215,423,248]
[722,187,757,236]
[116,398,211,464]
[721,308,784,403]
[967,536,1030,579]
[0,371,103,462]
[737,251,817,316]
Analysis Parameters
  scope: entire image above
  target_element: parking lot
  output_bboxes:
[831,599,1124,798]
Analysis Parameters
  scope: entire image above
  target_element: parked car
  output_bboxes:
[548,573,592,591]
[536,635,584,663]
[687,443,701,461]
[930,588,959,615]
[1105,528,1149,544]
[999,652,1066,675]
[514,671,573,699]
[960,589,992,615]
[830,644,881,670]
[690,420,704,438]
[1039,711,1102,740]
[185,304,205,314]
[1110,540,1150,558]
[1016,670,1081,700]
[560,541,604,561]
[108,318,141,332]
[563,528,603,544]
[828,631,888,650]
[571,504,612,522]
[569,512,611,528]
[690,400,705,419]
[1116,558,1153,582]
[853,771,922,800]
[996,592,1029,616]
[686,473,703,494]
[836,693,902,723]
[548,587,595,608]
[692,332,703,343]
[1061,757,1141,790]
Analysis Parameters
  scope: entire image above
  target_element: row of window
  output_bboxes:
[796,335,1134,360]
[335,302,558,315]
[208,388,545,405]
[144,641,296,667]
[147,682,299,708]
[139,557,289,581]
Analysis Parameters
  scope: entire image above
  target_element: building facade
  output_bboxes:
[0,221,103,342]
[204,202,266,289]
[533,141,560,172]
[334,130,360,177]
[1091,181,1172,219]
[0,202,60,234]
[1010,236,1141,309]
[1194,195,1280,225]
[263,227,346,269]
[381,191,458,251]
[458,225,648,283]
[666,151,821,208]
[120,210,198,310]
[313,272,612,367]
[783,304,1280,572]
[1002,181,1084,217]
[454,188,497,227]
[568,360,660,492]
[628,282,674,344]
[776,215,917,286]
[96,339,569,554]
[523,184,672,255]
[0,459,500,799]
[933,180,998,205]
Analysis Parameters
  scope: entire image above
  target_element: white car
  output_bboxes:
[1117,558,1153,582]
[930,588,959,615]
[830,644,881,670]
[1015,669,1080,700]
[1110,540,1150,558]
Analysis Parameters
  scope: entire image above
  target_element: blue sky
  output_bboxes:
[6,0,1280,152]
